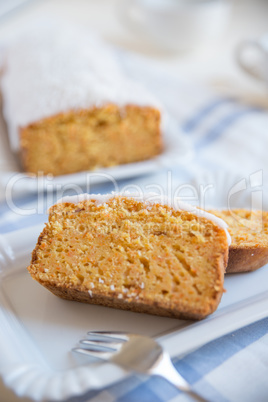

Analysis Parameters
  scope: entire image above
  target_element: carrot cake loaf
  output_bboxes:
[28,193,231,320]
[0,23,162,176]
[209,209,268,273]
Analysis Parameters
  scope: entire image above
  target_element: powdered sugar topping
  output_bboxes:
[0,20,161,151]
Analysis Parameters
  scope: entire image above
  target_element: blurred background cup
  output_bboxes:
[236,34,268,85]
[118,0,231,52]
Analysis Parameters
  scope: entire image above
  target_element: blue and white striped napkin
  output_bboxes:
[66,317,268,402]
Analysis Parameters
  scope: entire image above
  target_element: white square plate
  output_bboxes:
[0,223,268,401]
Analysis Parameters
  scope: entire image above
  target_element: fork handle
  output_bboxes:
[160,375,208,402]
[180,389,208,402]
[159,374,208,402]
[153,353,209,402]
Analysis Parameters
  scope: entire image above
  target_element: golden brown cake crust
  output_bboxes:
[28,197,229,320]
[38,278,224,321]
[227,246,268,273]
[209,209,268,274]
[20,104,162,176]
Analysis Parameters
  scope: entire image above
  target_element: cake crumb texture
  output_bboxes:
[28,196,228,319]
[21,104,162,176]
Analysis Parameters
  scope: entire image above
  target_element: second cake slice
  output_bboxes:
[209,209,268,273]
[1,23,162,176]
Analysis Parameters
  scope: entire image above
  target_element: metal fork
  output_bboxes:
[73,331,208,402]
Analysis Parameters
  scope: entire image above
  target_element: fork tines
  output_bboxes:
[80,339,121,351]
[87,331,129,341]
[72,331,127,359]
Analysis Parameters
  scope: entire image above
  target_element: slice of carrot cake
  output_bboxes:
[28,193,230,320]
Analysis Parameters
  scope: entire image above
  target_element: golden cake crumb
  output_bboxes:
[20,104,162,176]
[28,196,229,319]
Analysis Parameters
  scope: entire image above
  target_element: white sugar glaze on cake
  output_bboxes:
[0,20,162,151]
[55,192,232,245]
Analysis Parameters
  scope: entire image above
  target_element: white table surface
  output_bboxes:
[0,0,267,400]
